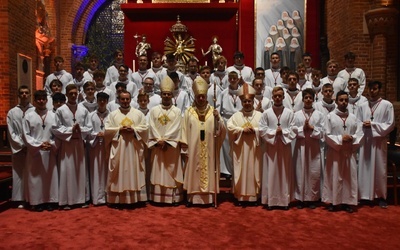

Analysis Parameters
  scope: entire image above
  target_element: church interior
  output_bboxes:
[1,0,400,248]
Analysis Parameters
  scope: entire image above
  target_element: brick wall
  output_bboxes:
[0,0,36,125]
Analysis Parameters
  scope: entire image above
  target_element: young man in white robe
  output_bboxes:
[259,86,296,210]
[105,50,133,86]
[310,69,323,102]
[254,67,272,99]
[314,83,336,116]
[357,81,395,208]
[83,55,100,82]
[302,53,313,82]
[44,56,73,94]
[108,64,138,103]
[69,62,87,102]
[210,56,229,90]
[337,52,366,96]
[283,72,303,112]
[252,78,272,113]
[52,84,91,209]
[323,90,363,213]
[227,83,263,205]
[87,92,110,206]
[105,90,148,206]
[226,51,255,85]
[22,90,58,212]
[7,85,35,208]
[148,52,165,94]
[131,55,157,91]
[79,81,98,112]
[182,77,226,206]
[217,71,242,177]
[321,60,346,98]
[264,52,283,88]
[148,76,184,204]
[291,89,324,209]
[46,79,63,111]
[347,78,367,116]
[296,63,312,90]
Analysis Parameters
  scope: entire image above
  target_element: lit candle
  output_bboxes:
[151,61,153,68]
[205,61,207,66]
[132,60,136,72]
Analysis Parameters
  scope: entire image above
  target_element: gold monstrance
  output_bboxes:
[164,16,196,65]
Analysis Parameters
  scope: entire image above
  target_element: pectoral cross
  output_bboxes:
[42,124,46,130]
[73,118,76,123]
[277,123,281,126]
[370,116,374,121]
[343,124,347,129]
[100,124,104,130]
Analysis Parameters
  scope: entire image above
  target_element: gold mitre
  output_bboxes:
[160,76,175,92]
[192,76,208,95]
[238,83,256,100]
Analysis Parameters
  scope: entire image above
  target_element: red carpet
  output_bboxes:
[1,200,400,249]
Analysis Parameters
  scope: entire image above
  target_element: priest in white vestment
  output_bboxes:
[357,81,395,208]
[182,77,226,205]
[227,83,262,204]
[148,76,183,204]
[105,90,149,205]
[259,86,296,210]
[323,91,363,213]
[23,90,58,211]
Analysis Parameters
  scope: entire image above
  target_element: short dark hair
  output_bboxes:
[233,51,244,59]
[368,80,382,89]
[52,92,66,102]
[302,88,315,100]
[344,52,356,59]
[18,85,30,93]
[34,90,47,100]
[336,90,349,97]
[49,79,62,88]
[96,92,109,100]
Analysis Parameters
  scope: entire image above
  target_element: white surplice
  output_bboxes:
[23,110,58,205]
[357,99,395,200]
[7,103,35,201]
[52,104,91,206]
[323,109,363,205]
[259,106,296,206]
[292,108,324,202]
[87,110,110,205]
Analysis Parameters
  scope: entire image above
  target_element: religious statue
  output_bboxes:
[164,16,196,66]
[35,0,55,69]
[135,34,151,58]
[201,35,223,68]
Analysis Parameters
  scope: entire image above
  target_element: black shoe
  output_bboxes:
[32,205,44,212]
[309,203,316,209]
[283,206,289,210]
[296,202,304,209]
[379,199,388,209]
[185,201,192,208]
[46,204,55,211]
[344,205,354,213]
[327,204,334,212]
[264,205,273,210]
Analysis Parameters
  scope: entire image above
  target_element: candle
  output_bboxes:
[205,61,207,66]
[132,60,136,72]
